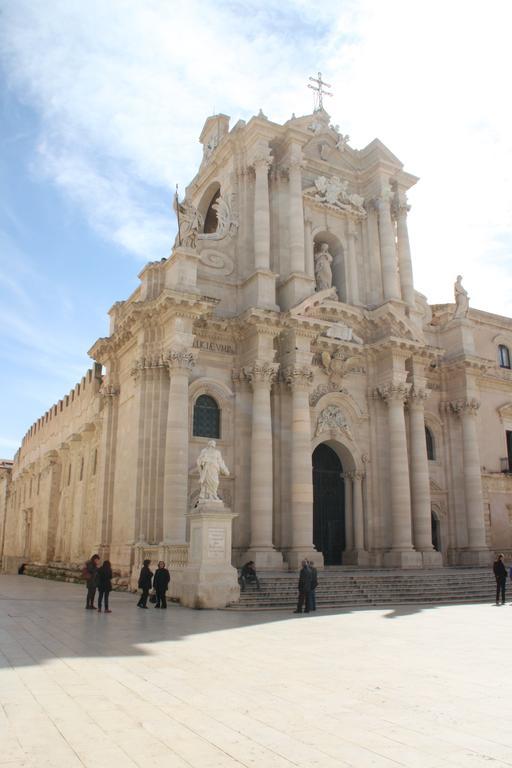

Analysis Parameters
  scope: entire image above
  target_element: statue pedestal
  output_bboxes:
[179,501,240,609]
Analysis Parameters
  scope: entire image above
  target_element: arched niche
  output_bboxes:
[312,230,346,302]
[197,182,221,234]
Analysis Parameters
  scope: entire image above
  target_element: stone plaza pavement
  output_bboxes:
[1,576,511,768]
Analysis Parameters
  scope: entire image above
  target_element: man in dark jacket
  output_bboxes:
[309,560,318,611]
[293,560,312,614]
[153,561,171,609]
[137,559,153,608]
[493,553,507,605]
[84,554,100,609]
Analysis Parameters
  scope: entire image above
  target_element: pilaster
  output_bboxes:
[243,361,284,569]
[377,190,401,301]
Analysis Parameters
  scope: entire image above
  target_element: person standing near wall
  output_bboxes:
[96,560,113,613]
[83,554,100,610]
[153,561,171,609]
[493,554,507,605]
[309,560,318,611]
[137,559,153,609]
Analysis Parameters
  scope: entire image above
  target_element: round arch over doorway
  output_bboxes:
[312,443,345,565]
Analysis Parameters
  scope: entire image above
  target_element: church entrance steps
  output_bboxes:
[226,567,495,610]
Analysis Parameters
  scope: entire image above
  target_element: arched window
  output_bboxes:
[498,344,511,369]
[425,426,435,461]
[193,395,220,438]
[203,190,220,234]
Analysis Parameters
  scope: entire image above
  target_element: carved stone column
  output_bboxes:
[343,472,354,551]
[304,217,314,278]
[243,361,283,568]
[394,193,415,306]
[253,156,271,270]
[408,388,441,565]
[378,384,421,567]
[450,399,489,562]
[352,470,365,551]
[288,158,306,274]
[162,350,195,544]
[346,220,361,305]
[285,366,321,569]
[377,191,401,301]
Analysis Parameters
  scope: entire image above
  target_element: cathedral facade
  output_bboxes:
[2,106,512,587]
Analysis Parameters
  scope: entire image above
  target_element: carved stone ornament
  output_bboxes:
[316,405,353,440]
[377,383,410,404]
[284,366,314,390]
[309,382,348,406]
[304,175,366,217]
[166,350,196,372]
[198,193,239,243]
[243,361,279,388]
[198,249,235,276]
[450,398,480,417]
[319,349,363,386]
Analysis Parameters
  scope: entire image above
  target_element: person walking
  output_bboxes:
[153,561,171,609]
[293,560,312,614]
[96,560,113,613]
[309,560,318,611]
[137,559,153,608]
[84,554,100,610]
[493,553,507,605]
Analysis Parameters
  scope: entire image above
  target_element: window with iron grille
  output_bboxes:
[193,394,220,438]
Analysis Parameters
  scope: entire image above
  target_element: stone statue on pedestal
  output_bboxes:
[314,242,333,291]
[197,440,230,501]
[453,274,469,319]
[174,198,203,249]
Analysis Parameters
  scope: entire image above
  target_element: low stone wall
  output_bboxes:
[22,561,131,591]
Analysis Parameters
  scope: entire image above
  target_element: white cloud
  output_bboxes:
[0,0,511,312]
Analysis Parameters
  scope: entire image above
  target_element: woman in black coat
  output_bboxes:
[137,559,153,608]
[153,561,171,609]
[96,560,113,613]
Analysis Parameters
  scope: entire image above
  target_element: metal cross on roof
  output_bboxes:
[308,71,333,112]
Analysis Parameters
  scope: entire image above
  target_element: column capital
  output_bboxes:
[450,398,480,417]
[376,383,410,404]
[408,386,430,406]
[166,349,196,373]
[283,365,314,390]
[243,361,279,388]
[391,190,411,220]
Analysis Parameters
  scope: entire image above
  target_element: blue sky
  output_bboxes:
[1,0,511,457]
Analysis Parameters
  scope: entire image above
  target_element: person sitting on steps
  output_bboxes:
[240,561,260,591]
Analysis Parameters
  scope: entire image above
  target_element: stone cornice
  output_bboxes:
[439,355,493,375]
[89,290,218,362]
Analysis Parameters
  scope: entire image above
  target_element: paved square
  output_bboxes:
[0,575,511,768]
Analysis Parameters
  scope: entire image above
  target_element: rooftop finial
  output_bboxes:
[308,71,332,112]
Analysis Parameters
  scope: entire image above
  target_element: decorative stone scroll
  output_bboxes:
[304,175,366,217]
[316,405,353,440]
[197,249,235,276]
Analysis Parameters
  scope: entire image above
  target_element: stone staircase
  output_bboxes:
[227,567,496,610]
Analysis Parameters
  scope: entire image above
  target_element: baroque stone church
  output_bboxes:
[2,101,512,592]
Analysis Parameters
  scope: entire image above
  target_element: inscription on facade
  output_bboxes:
[207,527,226,560]
[193,339,235,354]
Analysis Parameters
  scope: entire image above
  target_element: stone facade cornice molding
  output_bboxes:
[439,354,493,375]
[89,291,218,362]
[243,361,279,388]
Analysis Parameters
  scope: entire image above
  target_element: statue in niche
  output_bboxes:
[197,440,230,502]
[314,242,333,291]
[453,274,469,319]
[174,198,203,249]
